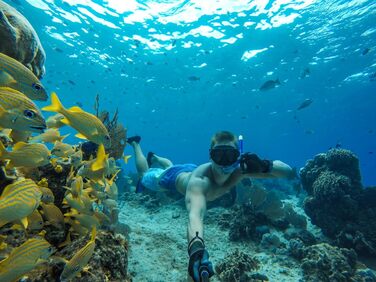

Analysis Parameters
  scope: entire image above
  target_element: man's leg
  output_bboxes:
[129,139,149,177]
[150,154,173,169]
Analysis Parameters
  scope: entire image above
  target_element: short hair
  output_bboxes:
[210,131,238,149]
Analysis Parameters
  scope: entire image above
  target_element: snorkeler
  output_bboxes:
[127,131,292,282]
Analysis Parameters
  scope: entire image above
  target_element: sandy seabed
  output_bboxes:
[119,195,304,282]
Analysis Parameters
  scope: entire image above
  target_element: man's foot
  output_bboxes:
[126,136,141,145]
[147,152,154,167]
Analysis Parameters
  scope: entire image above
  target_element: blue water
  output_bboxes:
[6,0,376,185]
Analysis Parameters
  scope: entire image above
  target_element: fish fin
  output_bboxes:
[0,140,6,158]
[0,71,17,85]
[20,217,29,229]
[68,106,84,112]
[60,133,70,141]
[122,154,132,164]
[42,92,64,113]
[91,144,105,171]
[13,141,28,150]
[75,133,88,140]
[50,255,68,264]
[91,226,96,242]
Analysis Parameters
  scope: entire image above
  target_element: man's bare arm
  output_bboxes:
[246,160,292,179]
[185,177,207,242]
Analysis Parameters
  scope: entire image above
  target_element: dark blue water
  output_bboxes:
[7,0,376,185]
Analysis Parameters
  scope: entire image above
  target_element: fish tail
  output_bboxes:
[42,92,65,114]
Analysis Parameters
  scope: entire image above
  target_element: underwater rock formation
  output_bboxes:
[301,243,357,282]
[215,249,268,282]
[0,0,46,78]
[300,149,376,256]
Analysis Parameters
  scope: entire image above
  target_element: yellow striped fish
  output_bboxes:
[42,92,111,148]
[0,141,51,168]
[27,209,44,231]
[0,237,54,281]
[0,87,46,133]
[40,202,65,228]
[0,178,42,228]
[0,53,47,101]
[60,227,96,281]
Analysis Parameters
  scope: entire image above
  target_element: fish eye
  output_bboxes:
[32,83,42,91]
[105,135,110,140]
[24,109,36,119]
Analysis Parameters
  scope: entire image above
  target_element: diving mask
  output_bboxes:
[210,145,240,167]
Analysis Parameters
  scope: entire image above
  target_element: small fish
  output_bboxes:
[42,92,111,148]
[60,227,96,281]
[362,48,370,55]
[40,202,65,228]
[64,211,100,230]
[0,87,47,132]
[0,178,42,228]
[65,176,84,199]
[188,76,200,81]
[0,141,50,168]
[51,141,75,157]
[53,47,64,53]
[46,113,66,129]
[259,79,281,91]
[68,80,76,85]
[27,209,44,231]
[300,67,310,79]
[0,238,54,281]
[297,98,313,110]
[0,53,48,101]
[77,144,109,182]
[38,186,55,203]
[30,128,69,143]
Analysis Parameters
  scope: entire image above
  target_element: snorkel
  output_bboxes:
[238,135,243,154]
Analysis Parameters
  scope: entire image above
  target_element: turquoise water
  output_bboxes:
[7,0,376,185]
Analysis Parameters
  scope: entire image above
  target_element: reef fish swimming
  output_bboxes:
[60,227,96,281]
[0,52,48,101]
[297,98,313,110]
[0,178,42,228]
[0,237,54,282]
[0,87,46,133]
[42,92,111,148]
[0,141,50,168]
[259,79,281,91]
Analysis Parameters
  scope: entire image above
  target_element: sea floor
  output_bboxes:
[119,193,304,282]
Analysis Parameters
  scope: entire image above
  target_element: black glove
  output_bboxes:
[240,153,273,174]
[188,234,214,282]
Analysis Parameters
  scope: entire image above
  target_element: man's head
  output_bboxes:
[210,131,238,149]
[209,131,240,173]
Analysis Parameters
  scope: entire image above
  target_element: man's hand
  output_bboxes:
[240,153,272,174]
[188,236,214,282]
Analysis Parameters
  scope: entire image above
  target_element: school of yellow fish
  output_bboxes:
[0,52,124,281]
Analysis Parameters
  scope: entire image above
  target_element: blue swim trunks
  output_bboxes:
[140,164,197,192]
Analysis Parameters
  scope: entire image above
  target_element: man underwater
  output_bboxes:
[127,131,292,282]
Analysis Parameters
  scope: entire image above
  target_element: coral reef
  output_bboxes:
[0,0,46,78]
[215,249,267,282]
[94,94,127,160]
[300,149,376,256]
[23,230,130,281]
[301,243,357,282]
